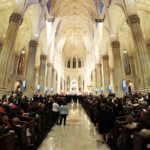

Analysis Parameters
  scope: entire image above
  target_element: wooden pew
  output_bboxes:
[0,116,27,150]
[35,116,42,137]
[121,125,140,150]
[12,125,27,150]
[41,114,46,131]
[45,110,50,126]
[115,114,140,122]
[113,120,128,144]
[133,132,150,150]
[0,133,15,150]
[113,114,140,144]
[16,116,35,144]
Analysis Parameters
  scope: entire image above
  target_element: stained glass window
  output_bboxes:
[99,1,104,15]
[73,58,76,68]
[78,58,81,68]
[47,0,51,13]
[124,54,131,77]
[67,58,70,68]
[17,50,25,76]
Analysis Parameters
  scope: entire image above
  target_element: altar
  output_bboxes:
[65,92,82,95]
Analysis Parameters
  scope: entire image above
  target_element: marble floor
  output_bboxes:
[38,102,111,150]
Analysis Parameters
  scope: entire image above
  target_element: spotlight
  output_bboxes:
[131,0,137,2]
[110,33,115,38]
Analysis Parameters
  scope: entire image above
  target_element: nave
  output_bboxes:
[38,102,110,150]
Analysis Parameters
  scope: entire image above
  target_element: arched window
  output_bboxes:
[73,58,76,68]
[78,58,81,68]
[67,58,70,68]
[124,53,131,77]
[46,0,51,13]
[17,49,25,76]
[99,1,104,15]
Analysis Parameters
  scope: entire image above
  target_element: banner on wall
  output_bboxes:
[101,87,103,93]
[51,88,53,93]
[45,87,48,93]
[109,85,112,92]
[123,81,126,91]
[23,80,26,90]
[96,88,98,93]
[37,84,40,92]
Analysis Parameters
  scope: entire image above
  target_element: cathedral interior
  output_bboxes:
[0,0,150,97]
[1,1,150,150]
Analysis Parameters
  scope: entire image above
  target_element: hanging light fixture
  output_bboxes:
[131,0,137,2]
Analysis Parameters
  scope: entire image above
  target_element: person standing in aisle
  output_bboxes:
[52,100,60,125]
[59,101,68,126]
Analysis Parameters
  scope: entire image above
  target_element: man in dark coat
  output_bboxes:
[20,97,28,112]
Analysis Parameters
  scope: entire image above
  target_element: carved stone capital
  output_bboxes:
[29,40,38,48]
[102,55,109,60]
[40,54,47,60]
[96,63,102,68]
[128,15,140,25]
[47,63,53,67]
[9,13,22,24]
[111,41,120,48]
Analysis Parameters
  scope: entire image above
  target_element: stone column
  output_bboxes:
[128,15,150,92]
[52,69,56,94]
[38,55,47,94]
[34,68,38,92]
[96,63,102,94]
[25,41,38,97]
[112,69,116,93]
[0,44,2,52]
[92,69,96,94]
[102,55,110,96]
[111,41,124,97]
[10,55,20,91]
[129,56,138,91]
[47,63,53,94]
[147,44,150,59]
[0,13,22,96]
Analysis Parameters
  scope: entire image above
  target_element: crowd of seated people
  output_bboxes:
[1,90,150,149]
[0,91,70,150]
[82,91,150,149]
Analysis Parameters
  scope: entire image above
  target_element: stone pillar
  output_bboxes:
[10,55,20,91]
[147,43,150,59]
[112,69,116,93]
[47,63,53,94]
[25,41,38,97]
[52,69,56,94]
[128,15,150,92]
[92,69,96,94]
[64,80,67,93]
[38,55,47,94]
[111,41,124,97]
[34,68,38,92]
[129,56,138,91]
[102,55,110,96]
[96,63,102,94]
[0,13,22,96]
[0,44,2,52]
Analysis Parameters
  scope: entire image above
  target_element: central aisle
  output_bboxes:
[38,102,111,150]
